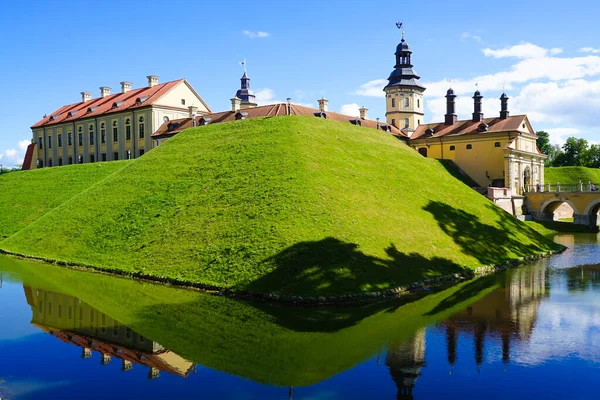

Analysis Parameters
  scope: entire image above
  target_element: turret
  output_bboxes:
[472,90,484,122]
[500,93,509,119]
[445,88,457,125]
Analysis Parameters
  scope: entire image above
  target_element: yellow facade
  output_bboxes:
[384,86,424,131]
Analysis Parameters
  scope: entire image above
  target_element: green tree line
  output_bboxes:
[537,131,600,168]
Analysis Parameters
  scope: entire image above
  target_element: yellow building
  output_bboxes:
[24,76,210,169]
[385,32,545,195]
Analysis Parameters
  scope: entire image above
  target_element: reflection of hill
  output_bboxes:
[24,286,194,379]
[1,255,503,387]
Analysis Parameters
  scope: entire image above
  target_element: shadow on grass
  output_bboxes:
[243,237,467,297]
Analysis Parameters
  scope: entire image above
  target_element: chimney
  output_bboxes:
[500,93,509,119]
[189,105,198,126]
[100,86,111,98]
[318,98,329,112]
[231,97,241,112]
[472,90,484,122]
[286,98,292,115]
[444,88,457,125]
[81,92,92,103]
[147,75,159,88]
[359,106,368,120]
[120,81,132,94]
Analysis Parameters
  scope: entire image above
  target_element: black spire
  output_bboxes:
[445,88,457,125]
[472,90,484,122]
[235,71,257,106]
[384,32,426,91]
[500,93,509,119]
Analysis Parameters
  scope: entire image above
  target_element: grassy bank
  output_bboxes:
[0,254,503,386]
[0,116,561,296]
[545,166,600,184]
[0,161,127,239]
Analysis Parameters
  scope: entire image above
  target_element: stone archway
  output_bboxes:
[584,199,600,227]
[539,199,580,222]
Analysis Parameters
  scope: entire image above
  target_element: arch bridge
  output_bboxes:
[525,183,600,228]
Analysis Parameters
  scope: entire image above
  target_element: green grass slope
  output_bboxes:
[0,161,127,239]
[1,116,561,295]
[545,166,600,184]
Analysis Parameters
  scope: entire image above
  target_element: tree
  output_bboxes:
[536,131,552,155]
[560,137,589,166]
[587,144,600,168]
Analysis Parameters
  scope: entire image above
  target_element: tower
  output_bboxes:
[235,67,257,109]
[384,24,426,135]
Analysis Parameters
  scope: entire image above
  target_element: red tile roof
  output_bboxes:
[31,79,194,129]
[411,115,529,140]
[153,103,405,138]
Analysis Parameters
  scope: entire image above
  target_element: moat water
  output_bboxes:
[1,233,600,399]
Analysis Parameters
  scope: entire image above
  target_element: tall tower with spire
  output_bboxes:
[235,61,257,109]
[384,23,426,135]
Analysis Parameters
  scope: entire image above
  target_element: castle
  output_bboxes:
[23,27,545,199]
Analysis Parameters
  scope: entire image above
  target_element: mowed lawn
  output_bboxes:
[0,161,127,239]
[0,116,561,296]
[546,166,600,185]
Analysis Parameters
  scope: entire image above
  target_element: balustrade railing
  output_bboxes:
[523,181,600,194]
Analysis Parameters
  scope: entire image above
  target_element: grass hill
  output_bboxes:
[0,116,561,296]
[0,161,127,239]
[545,166,600,185]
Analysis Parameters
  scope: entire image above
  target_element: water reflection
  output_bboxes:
[24,286,195,379]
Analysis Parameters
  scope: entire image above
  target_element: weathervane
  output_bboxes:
[239,58,247,73]
[396,21,404,39]
[447,78,452,88]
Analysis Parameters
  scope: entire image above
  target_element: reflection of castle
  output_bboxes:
[23,286,195,379]
[386,265,547,398]
[385,328,426,400]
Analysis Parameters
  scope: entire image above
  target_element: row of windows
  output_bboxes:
[390,118,421,128]
[448,142,501,151]
[38,124,145,149]
[39,149,145,167]
[391,97,420,108]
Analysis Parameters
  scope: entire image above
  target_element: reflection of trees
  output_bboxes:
[565,265,600,293]
[23,286,194,379]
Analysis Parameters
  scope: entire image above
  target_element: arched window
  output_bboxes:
[404,97,409,107]
[495,142,501,147]
[391,98,396,108]
[466,144,473,150]
[125,119,132,140]
[450,145,455,151]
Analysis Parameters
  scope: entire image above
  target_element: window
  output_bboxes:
[48,158,52,167]
[58,158,63,166]
[466,144,473,150]
[68,133,72,146]
[391,118,396,127]
[113,152,119,160]
[181,99,186,105]
[417,99,420,108]
[494,142,501,147]
[450,145,456,151]
[391,98,396,108]
[126,150,131,160]
[113,127,118,142]
[126,125,131,140]
[163,116,169,122]
[38,137,43,149]
[68,156,73,164]
[139,124,145,139]
[58,134,62,147]
[418,119,420,125]
[78,126,82,133]
[78,155,83,164]
[48,136,52,148]
[39,159,44,168]
[90,132,94,145]
[101,129,106,144]
[139,116,144,123]
[139,149,145,156]
[404,98,409,107]
[90,154,95,163]
[101,153,106,161]
[78,133,83,146]
[404,118,409,128]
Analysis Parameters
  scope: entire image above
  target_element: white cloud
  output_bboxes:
[482,42,560,59]
[339,103,360,117]
[544,128,582,146]
[579,47,600,54]
[460,32,482,43]
[242,30,270,39]
[352,79,387,97]
[0,140,29,167]
[18,140,29,151]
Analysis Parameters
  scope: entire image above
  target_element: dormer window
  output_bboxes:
[477,123,489,132]
[167,122,181,132]
[313,112,327,119]
[112,101,124,109]
[425,127,434,137]
[67,111,79,118]
[49,113,61,121]
[86,106,97,114]
[349,119,361,126]
[199,117,212,126]
[135,96,149,105]
[235,112,248,120]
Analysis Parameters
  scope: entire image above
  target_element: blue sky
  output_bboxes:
[1,0,599,166]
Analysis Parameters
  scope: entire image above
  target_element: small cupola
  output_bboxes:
[500,93,510,119]
[472,89,484,122]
